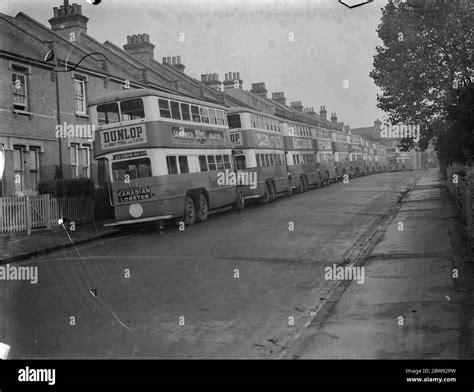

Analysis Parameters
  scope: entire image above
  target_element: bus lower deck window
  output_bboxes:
[178,156,189,173]
[216,155,224,170]
[207,156,216,171]
[166,156,178,174]
[112,158,152,181]
[199,156,208,172]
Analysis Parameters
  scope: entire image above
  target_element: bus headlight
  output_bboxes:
[129,203,143,218]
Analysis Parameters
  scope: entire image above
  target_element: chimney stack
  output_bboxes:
[223,72,243,90]
[319,106,327,122]
[201,73,221,91]
[162,55,185,72]
[374,118,382,128]
[290,101,304,112]
[331,112,338,124]
[271,92,286,106]
[49,0,89,40]
[123,33,155,65]
[250,82,267,98]
[303,107,316,116]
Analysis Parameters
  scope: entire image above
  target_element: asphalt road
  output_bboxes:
[0,171,420,359]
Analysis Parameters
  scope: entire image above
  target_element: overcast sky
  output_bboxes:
[2,0,390,128]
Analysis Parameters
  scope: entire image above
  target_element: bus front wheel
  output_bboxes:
[184,195,196,225]
[196,193,208,222]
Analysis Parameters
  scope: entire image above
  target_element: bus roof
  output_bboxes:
[227,107,283,121]
[88,88,227,110]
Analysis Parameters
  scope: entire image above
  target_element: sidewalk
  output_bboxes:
[0,220,119,264]
[286,169,474,359]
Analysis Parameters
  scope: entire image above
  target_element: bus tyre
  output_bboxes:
[233,188,245,211]
[196,193,208,223]
[260,182,272,204]
[285,180,293,197]
[184,195,196,225]
[269,183,276,202]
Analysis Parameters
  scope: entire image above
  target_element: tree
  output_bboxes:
[370,0,473,161]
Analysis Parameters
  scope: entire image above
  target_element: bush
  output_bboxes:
[38,178,95,197]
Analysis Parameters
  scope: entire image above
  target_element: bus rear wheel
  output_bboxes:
[233,188,245,211]
[184,195,196,225]
[195,193,208,222]
[269,182,276,202]
[285,179,293,196]
[260,182,272,204]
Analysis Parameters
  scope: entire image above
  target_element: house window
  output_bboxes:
[12,72,27,110]
[80,146,90,178]
[29,148,39,191]
[70,144,79,179]
[13,147,25,192]
[74,77,86,114]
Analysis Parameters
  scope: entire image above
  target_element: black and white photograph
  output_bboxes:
[0,0,473,387]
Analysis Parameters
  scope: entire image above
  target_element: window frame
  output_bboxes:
[74,77,87,115]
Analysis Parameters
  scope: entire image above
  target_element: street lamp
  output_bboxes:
[0,143,5,197]
[45,50,109,179]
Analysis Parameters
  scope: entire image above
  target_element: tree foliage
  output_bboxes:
[370,0,473,161]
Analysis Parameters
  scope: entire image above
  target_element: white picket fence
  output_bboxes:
[0,195,94,234]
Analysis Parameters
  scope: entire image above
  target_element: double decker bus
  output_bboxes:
[226,107,290,203]
[331,129,351,180]
[312,126,337,183]
[281,121,324,192]
[89,89,245,227]
[348,134,365,177]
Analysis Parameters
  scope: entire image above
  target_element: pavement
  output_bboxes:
[285,169,474,359]
[0,220,118,264]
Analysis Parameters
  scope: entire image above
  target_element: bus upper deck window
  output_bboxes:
[97,102,119,125]
[159,99,171,119]
[216,110,225,125]
[191,105,201,122]
[209,108,217,124]
[223,155,231,169]
[120,98,145,121]
[170,101,181,120]
[178,156,189,174]
[235,155,246,170]
[227,114,241,129]
[181,103,191,121]
[200,107,209,123]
